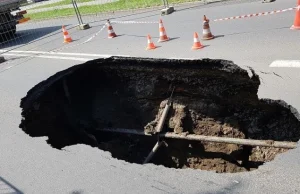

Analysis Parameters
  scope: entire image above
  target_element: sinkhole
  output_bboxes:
[19,57,300,173]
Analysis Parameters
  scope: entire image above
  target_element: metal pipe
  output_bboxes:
[165,0,169,8]
[156,86,174,133]
[161,0,169,8]
[143,141,163,164]
[164,133,297,149]
[155,103,171,133]
[161,0,166,7]
[74,0,84,24]
[97,128,298,149]
[72,0,81,25]
[72,0,83,25]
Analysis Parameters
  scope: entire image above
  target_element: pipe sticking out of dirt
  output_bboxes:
[98,128,298,149]
[19,57,300,173]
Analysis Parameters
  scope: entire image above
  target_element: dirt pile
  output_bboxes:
[19,57,300,173]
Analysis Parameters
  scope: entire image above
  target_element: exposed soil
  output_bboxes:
[19,57,300,173]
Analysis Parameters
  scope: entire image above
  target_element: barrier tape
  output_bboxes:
[51,24,106,52]
[51,5,297,52]
[111,20,159,24]
[51,21,156,52]
[83,24,106,43]
[213,7,297,22]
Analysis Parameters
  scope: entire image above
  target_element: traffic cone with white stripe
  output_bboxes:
[106,19,117,38]
[192,32,204,50]
[62,25,72,43]
[158,19,169,42]
[291,0,300,30]
[146,34,156,50]
[202,15,214,40]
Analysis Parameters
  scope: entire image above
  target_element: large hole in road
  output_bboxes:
[19,57,300,173]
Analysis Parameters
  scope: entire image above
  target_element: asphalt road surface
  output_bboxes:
[0,0,300,193]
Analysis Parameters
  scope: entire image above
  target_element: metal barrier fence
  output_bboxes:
[0,0,180,57]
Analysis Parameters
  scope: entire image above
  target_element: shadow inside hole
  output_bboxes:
[95,132,265,173]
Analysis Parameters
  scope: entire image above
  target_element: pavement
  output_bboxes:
[22,0,64,10]
[0,0,300,193]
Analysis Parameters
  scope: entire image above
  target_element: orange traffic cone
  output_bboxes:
[146,34,156,50]
[158,19,169,42]
[107,19,117,38]
[202,15,214,40]
[62,25,72,43]
[192,32,204,50]
[291,0,300,30]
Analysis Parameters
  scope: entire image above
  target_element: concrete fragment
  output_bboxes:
[0,56,5,63]
[161,6,174,15]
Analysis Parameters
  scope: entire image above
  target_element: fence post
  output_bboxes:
[72,0,90,30]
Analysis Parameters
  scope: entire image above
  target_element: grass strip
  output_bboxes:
[26,0,203,20]
[29,0,94,10]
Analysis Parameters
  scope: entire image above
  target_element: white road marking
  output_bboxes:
[269,60,300,68]
[0,50,131,62]
[0,50,116,58]
[2,53,92,62]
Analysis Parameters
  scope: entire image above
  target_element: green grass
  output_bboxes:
[26,0,201,20]
[30,0,94,10]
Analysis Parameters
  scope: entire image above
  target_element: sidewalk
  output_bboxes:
[22,0,64,10]
[27,0,119,14]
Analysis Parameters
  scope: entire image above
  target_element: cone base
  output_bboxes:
[64,39,72,43]
[108,33,117,38]
[202,35,214,40]
[146,46,156,50]
[290,25,300,30]
[158,37,169,42]
[191,45,204,50]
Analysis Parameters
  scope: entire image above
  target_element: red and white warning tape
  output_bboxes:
[83,24,106,43]
[111,20,158,24]
[213,7,297,22]
[51,24,106,52]
[50,6,299,52]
